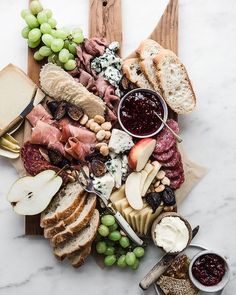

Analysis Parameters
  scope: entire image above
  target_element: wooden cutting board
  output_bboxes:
[25,0,178,235]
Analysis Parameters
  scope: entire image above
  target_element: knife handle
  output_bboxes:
[114,211,144,246]
[0,116,23,138]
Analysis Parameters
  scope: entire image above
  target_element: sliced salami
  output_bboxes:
[153,144,177,162]
[163,160,184,179]
[160,150,181,168]
[170,172,185,190]
[154,119,179,154]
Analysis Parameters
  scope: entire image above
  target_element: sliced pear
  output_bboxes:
[7,170,63,215]
[140,170,148,193]
[0,148,19,159]
[144,163,154,174]
[125,172,143,210]
[141,161,162,197]
[0,134,20,153]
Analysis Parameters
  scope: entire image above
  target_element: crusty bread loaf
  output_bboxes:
[122,58,154,90]
[54,209,99,260]
[157,276,199,295]
[44,193,87,239]
[136,39,163,92]
[40,182,84,228]
[50,194,97,246]
[153,49,196,114]
[68,245,92,268]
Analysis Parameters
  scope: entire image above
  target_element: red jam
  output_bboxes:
[119,90,164,136]
[192,254,226,286]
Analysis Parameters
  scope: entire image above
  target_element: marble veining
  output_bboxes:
[0,0,236,294]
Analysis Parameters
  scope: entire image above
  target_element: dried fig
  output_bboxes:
[90,159,107,177]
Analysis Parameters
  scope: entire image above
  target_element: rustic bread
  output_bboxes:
[122,58,154,90]
[44,193,87,239]
[68,244,92,268]
[50,194,97,246]
[54,209,99,260]
[137,39,163,92]
[40,182,84,228]
[153,49,196,114]
[157,275,199,295]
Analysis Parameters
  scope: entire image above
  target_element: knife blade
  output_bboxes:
[139,225,200,290]
[0,87,44,138]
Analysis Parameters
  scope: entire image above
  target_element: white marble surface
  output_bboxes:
[0,0,236,294]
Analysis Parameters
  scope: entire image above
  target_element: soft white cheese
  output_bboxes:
[108,129,134,154]
[92,173,115,200]
[154,217,189,253]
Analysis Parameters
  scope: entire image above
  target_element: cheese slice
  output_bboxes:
[0,64,45,129]
[110,185,125,203]
[139,207,151,235]
[122,207,134,224]
[144,205,164,235]
[132,203,148,233]
[115,198,129,212]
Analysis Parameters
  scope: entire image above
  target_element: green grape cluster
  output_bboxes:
[21,0,84,71]
[96,214,145,270]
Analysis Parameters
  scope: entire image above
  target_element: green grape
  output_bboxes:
[51,29,57,38]
[48,18,57,29]
[104,246,115,256]
[117,255,127,268]
[48,53,58,63]
[72,32,84,44]
[68,42,77,55]
[25,14,39,29]
[54,29,68,40]
[119,236,130,249]
[133,247,145,258]
[96,241,107,254]
[44,9,52,19]
[98,224,109,237]
[63,60,76,71]
[33,51,44,61]
[21,26,31,39]
[30,1,43,15]
[131,258,139,270]
[37,11,48,25]
[28,28,41,42]
[51,39,64,52]
[21,9,31,19]
[125,252,136,266]
[109,222,118,232]
[104,255,116,266]
[42,34,53,47]
[64,39,70,50]
[101,215,115,227]
[72,27,83,34]
[61,27,71,36]
[58,48,70,63]
[40,23,52,34]
[39,46,52,57]
[27,39,40,48]
[68,53,75,60]
[108,230,121,241]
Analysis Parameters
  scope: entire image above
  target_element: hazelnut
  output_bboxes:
[161,176,170,186]
[95,142,107,150]
[94,125,102,133]
[100,145,109,156]
[79,114,89,125]
[101,122,112,131]
[104,131,111,140]
[96,130,106,141]
[154,184,165,193]
[86,119,94,129]
[94,115,105,124]
[154,181,160,188]
[156,170,166,180]
[89,122,99,132]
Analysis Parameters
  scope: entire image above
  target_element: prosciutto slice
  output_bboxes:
[26,104,53,127]
[65,138,93,161]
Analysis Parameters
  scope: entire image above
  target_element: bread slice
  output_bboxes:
[157,276,199,295]
[54,209,99,260]
[44,193,87,239]
[153,49,196,114]
[122,58,154,90]
[40,182,84,228]
[50,194,97,246]
[68,244,92,268]
[137,39,163,92]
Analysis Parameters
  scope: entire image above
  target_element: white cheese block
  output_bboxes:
[93,173,115,200]
[122,207,134,225]
[0,64,45,129]
[139,207,151,235]
[110,185,125,203]
[114,198,129,212]
[108,129,134,154]
[144,162,154,174]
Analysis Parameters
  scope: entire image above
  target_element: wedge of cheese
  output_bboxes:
[110,185,125,203]
[115,198,129,212]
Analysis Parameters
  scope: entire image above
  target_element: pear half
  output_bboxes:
[7,170,63,215]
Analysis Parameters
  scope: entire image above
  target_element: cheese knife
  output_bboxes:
[139,225,200,290]
[0,87,44,138]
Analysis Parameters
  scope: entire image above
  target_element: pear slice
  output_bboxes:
[0,148,19,159]
[7,170,63,215]
[125,172,143,210]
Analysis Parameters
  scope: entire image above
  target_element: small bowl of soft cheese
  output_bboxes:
[151,212,192,254]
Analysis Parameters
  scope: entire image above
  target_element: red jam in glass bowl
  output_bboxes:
[192,253,226,286]
[118,89,168,138]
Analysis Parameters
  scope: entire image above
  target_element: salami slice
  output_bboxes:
[154,119,179,154]
[163,160,184,179]
[153,144,177,162]
[170,172,185,189]
[160,150,181,168]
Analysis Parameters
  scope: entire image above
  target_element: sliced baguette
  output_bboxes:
[44,193,87,239]
[68,245,92,268]
[54,209,99,260]
[40,182,84,228]
[137,39,163,92]
[122,58,154,90]
[153,49,196,114]
[50,194,97,246]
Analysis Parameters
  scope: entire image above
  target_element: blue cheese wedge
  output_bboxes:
[92,173,115,200]
[108,129,134,154]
